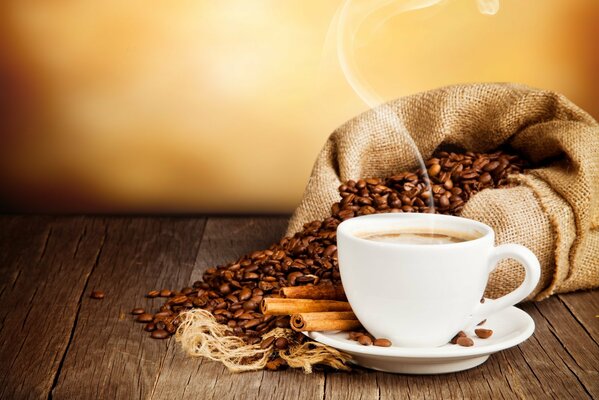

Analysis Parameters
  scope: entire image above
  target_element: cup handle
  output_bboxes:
[471,244,541,324]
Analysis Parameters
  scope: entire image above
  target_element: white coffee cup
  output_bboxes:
[337,213,540,348]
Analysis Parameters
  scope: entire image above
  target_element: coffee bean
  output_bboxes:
[265,357,287,371]
[475,328,493,339]
[159,289,172,298]
[456,337,474,347]
[338,209,354,220]
[287,271,303,286]
[244,272,260,280]
[90,290,105,299]
[373,338,392,347]
[216,283,230,295]
[480,172,492,184]
[131,308,145,315]
[348,331,364,340]
[146,290,160,298]
[439,195,450,208]
[427,163,441,177]
[154,311,171,319]
[483,160,500,171]
[151,329,169,339]
[136,313,153,323]
[275,317,290,328]
[274,337,289,350]
[260,336,275,349]
[358,335,373,346]
[450,331,466,344]
[245,319,261,329]
[192,297,207,307]
[239,287,252,301]
[477,319,486,326]
[171,295,187,305]
[144,323,156,332]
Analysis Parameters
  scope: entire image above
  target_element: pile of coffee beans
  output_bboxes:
[132,150,525,348]
[332,150,524,218]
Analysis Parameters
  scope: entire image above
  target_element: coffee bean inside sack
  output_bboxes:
[132,150,524,358]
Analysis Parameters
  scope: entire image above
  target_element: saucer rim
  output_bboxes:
[305,306,534,359]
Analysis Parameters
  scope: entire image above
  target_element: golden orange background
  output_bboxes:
[1,0,598,212]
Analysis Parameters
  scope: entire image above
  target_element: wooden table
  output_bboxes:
[0,215,597,399]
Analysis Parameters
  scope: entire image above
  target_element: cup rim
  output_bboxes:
[337,213,493,249]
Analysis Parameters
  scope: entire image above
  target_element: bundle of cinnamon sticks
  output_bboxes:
[261,285,362,332]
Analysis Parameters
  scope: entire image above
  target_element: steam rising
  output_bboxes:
[477,0,500,15]
[333,0,500,214]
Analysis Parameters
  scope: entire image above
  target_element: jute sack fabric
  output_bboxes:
[287,83,599,300]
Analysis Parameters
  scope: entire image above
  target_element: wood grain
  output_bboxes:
[533,297,599,397]
[558,291,599,346]
[0,216,597,400]
[0,216,106,400]
[51,217,206,399]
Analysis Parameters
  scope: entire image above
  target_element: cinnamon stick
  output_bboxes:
[261,298,352,315]
[291,312,361,332]
[280,285,346,301]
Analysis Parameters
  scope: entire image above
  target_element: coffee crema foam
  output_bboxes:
[357,230,481,244]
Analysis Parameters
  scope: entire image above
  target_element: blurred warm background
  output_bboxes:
[1,0,598,213]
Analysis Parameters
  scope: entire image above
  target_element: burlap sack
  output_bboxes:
[287,83,599,300]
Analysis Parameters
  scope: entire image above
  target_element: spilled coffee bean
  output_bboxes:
[456,337,474,347]
[451,331,467,344]
[358,335,373,346]
[475,328,493,339]
[151,329,169,339]
[136,313,153,323]
[373,338,392,347]
[90,290,105,300]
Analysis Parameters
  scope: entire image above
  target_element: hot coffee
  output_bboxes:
[338,213,541,348]
[357,229,481,245]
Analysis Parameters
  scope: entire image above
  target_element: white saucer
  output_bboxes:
[304,306,534,374]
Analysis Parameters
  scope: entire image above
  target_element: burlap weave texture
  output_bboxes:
[287,83,599,300]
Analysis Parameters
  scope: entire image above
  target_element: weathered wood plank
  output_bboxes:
[0,216,106,400]
[513,302,593,399]
[325,370,379,400]
[149,217,327,400]
[533,296,599,397]
[51,217,206,400]
[558,291,599,346]
[328,353,523,400]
